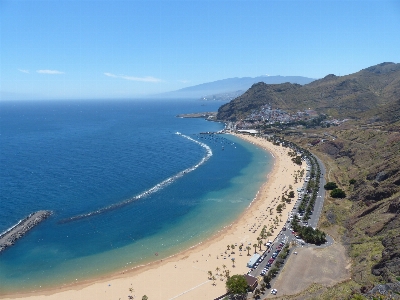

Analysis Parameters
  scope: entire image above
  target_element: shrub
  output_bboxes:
[349,179,356,185]
[324,182,338,190]
[330,188,346,198]
[291,156,302,165]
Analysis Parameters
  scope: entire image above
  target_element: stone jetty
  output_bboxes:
[0,210,52,253]
[176,112,217,120]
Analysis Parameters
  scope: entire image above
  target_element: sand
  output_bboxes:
[1,134,305,300]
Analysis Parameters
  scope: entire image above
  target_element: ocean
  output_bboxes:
[0,99,272,293]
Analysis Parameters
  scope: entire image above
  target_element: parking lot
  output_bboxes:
[247,155,329,297]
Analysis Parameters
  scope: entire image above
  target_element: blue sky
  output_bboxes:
[1,0,399,100]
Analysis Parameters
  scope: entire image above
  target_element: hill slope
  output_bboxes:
[215,62,400,297]
[217,62,400,121]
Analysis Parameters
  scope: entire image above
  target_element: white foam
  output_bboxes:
[61,133,213,223]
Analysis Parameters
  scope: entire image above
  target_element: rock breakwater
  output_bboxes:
[0,210,52,253]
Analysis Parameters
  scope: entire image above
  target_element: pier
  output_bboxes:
[0,210,52,253]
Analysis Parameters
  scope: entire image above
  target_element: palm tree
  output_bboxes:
[263,231,268,240]
[212,276,216,286]
[129,287,134,293]
[227,245,230,251]
[142,296,148,300]
[239,245,243,251]
[207,270,212,279]
[253,243,258,254]
[260,282,266,292]
[231,257,235,267]
[215,267,220,274]
[222,264,226,271]
[246,246,251,256]
[258,239,262,251]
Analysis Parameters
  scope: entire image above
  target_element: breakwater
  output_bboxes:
[0,210,52,253]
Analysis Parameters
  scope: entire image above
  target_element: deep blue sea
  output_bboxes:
[0,99,272,293]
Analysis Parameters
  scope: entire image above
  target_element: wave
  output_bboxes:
[59,133,212,224]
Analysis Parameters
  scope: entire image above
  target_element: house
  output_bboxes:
[237,129,259,134]
[244,274,258,291]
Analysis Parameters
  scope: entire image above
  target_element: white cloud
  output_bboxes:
[104,72,117,78]
[37,69,65,74]
[104,72,162,82]
[178,80,190,83]
[18,69,29,73]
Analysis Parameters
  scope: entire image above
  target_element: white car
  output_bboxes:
[271,288,278,295]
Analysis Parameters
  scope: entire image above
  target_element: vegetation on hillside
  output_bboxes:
[324,182,338,190]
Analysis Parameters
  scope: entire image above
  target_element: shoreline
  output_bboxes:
[1,133,305,300]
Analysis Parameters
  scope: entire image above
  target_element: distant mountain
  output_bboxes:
[217,62,400,121]
[153,75,315,99]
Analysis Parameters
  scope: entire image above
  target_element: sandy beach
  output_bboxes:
[2,134,305,300]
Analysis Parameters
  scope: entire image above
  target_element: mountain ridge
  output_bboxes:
[217,62,400,121]
[151,75,315,99]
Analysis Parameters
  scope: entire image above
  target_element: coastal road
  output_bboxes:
[249,154,328,280]
[308,155,327,229]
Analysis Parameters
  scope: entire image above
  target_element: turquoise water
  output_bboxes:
[0,100,272,293]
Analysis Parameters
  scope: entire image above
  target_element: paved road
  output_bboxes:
[248,153,328,281]
[308,155,327,229]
